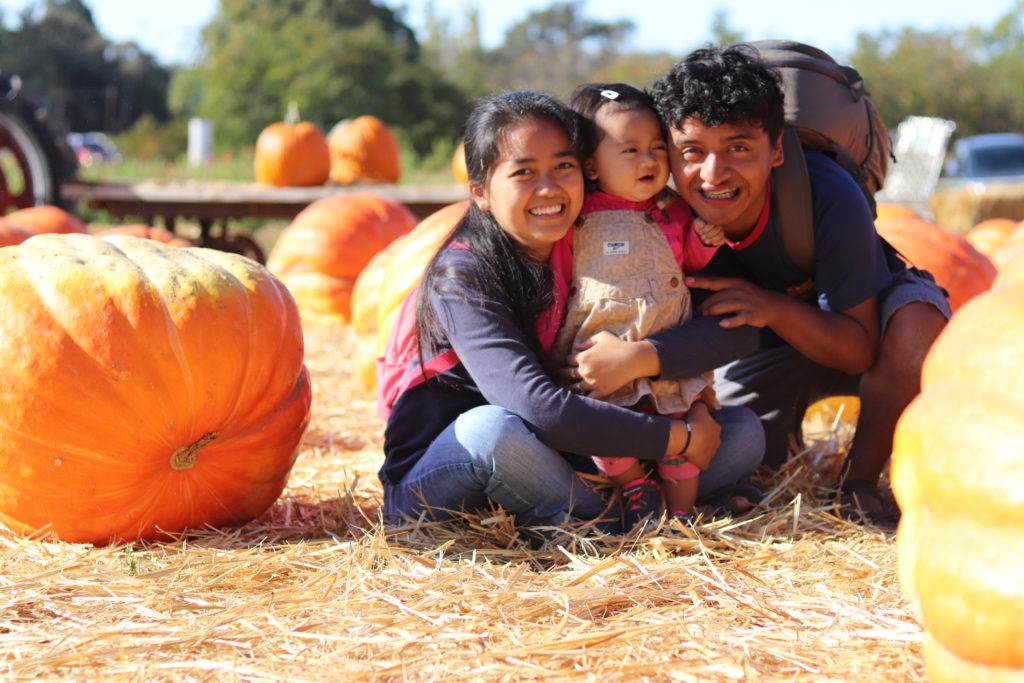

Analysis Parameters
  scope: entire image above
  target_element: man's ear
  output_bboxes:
[770,134,785,168]
[469,182,489,212]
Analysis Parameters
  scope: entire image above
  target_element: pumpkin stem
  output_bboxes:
[285,101,301,126]
[170,432,219,470]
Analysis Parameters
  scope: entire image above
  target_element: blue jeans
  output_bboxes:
[383,404,764,531]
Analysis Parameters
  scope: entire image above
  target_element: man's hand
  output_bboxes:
[686,275,784,329]
[688,274,882,374]
[566,331,659,399]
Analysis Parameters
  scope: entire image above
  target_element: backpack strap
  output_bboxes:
[772,126,815,274]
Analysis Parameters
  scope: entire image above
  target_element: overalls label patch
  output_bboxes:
[603,240,629,256]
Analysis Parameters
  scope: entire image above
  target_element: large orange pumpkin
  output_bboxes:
[874,202,920,221]
[349,237,405,393]
[328,115,401,185]
[0,220,34,247]
[266,193,417,323]
[254,103,330,187]
[93,224,194,248]
[375,201,470,352]
[0,234,311,545]
[891,255,1024,682]
[874,216,996,312]
[964,217,1021,261]
[5,205,87,234]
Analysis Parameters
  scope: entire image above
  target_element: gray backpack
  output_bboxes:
[743,40,892,273]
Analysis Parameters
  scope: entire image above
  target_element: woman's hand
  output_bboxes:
[566,331,660,399]
[665,401,720,471]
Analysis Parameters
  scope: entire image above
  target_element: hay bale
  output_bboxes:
[930,182,1024,234]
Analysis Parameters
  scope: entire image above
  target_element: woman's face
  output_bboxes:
[470,118,584,261]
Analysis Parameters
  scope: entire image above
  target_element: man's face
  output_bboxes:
[668,116,784,240]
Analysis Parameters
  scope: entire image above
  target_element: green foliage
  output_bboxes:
[113,115,188,161]
[171,0,470,156]
[709,9,745,46]
[851,2,1024,138]
[474,1,635,99]
[0,0,170,133]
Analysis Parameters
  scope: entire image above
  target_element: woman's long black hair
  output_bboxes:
[415,90,589,365]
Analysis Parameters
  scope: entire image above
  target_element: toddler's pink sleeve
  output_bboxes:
[682,228,719,274]
[668,201,719,274]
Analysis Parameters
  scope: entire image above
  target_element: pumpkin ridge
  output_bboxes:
[217,263,301,429]
[9,236,183,441]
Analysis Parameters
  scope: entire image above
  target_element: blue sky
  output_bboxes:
[0,0,1016,66]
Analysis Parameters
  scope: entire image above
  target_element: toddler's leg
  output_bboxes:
[593,456,662,530]
[659,462,700,519]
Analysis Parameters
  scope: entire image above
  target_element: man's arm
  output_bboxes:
[689,275,880,374]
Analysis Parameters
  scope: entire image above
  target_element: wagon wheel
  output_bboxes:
[0,107,59,211]
[203,232,266,265]
[197,219,267,264]
[0,74,76,214]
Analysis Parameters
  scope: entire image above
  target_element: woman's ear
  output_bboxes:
[470,182,490,212]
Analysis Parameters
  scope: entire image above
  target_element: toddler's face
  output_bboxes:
[586,107,670,203]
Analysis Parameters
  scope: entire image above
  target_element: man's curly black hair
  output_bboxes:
[651,44,785,142]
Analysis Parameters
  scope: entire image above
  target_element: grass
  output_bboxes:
[0,320,928,682]
[76,145,457,187]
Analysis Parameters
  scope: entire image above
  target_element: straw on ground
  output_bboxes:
[0,322,925,682]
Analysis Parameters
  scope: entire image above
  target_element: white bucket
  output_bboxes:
[187,117,214,165]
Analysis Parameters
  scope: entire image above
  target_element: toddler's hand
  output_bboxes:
[694,217,725,247]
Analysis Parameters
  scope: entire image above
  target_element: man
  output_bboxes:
[569,44,950,527]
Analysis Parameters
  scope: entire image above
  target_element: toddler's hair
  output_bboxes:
[569,82,665,150]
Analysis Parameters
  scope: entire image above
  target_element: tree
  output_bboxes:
[0,0,170,133]
[484,1,635,98]
[172,0,470,154]
[851,2,1024,138]
[709,9,744,46]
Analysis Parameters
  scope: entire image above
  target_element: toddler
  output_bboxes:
[552,82,724,530]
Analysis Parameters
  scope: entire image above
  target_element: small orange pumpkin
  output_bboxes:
[94,224,194,248]
[451,140,468,185]
[328,115,401,185]
[5,205,87,234]
[266,193,417,323]
[892,253,1024,682]
[0,234,311,545]
[875,216,996,312]
[254,102,330,187]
